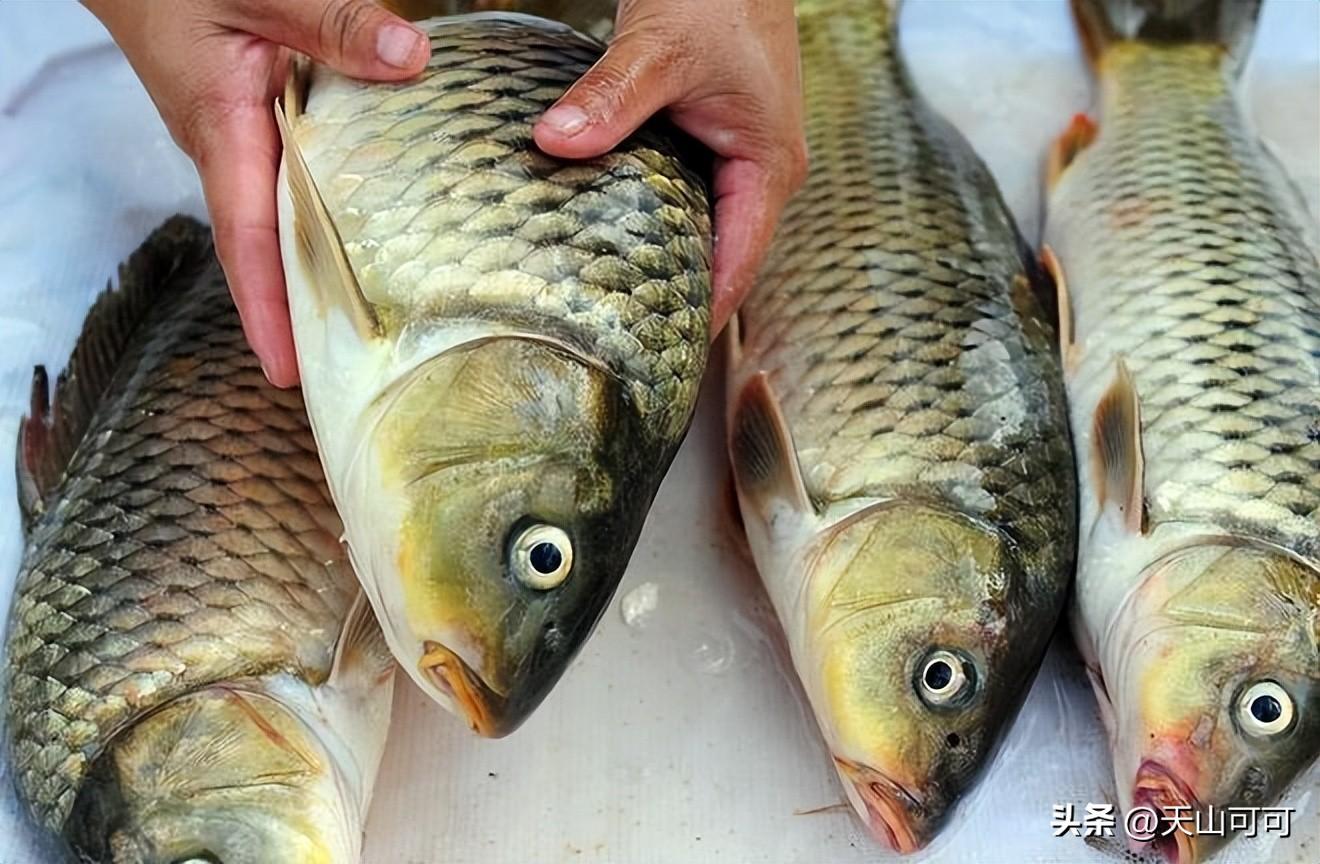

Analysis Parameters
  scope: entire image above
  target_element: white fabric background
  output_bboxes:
[0,2,1316,862]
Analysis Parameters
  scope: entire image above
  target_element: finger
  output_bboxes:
[217,0,430,79]
[533,33,685,159]
[193,105,300,387]
[707,157,796,338]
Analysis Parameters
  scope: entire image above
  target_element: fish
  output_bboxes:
[1044,1,1320,861]
[275,12,712,736]
[726,0,1076,852]
[382,1,619,40]
[3,218,395,864]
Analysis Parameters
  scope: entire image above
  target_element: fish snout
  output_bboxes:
[835,758,936,854]
[1130,760,1200,864]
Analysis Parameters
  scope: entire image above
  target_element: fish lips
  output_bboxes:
[1130,760,1201,864]
[835,757,947,854]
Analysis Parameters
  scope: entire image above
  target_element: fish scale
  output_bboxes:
[4,225,356,831]
[297,17,711,438]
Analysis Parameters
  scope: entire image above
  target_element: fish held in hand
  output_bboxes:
[727,0,1076,851]
[276,13,712,736]
[1047,1,1320,861]
[3,218,395,864]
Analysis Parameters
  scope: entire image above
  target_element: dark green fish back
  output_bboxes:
[740,0,1075,577]
[4,220,355,830]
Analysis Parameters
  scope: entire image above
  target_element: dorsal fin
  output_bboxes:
[16,217,212,530]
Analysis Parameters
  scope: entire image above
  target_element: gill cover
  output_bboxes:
[65,689,353,864]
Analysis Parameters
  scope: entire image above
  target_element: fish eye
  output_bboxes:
[510,524,573,590]
[1237,681,1294,738]
[916,649,976,708]
[172,855,222,864]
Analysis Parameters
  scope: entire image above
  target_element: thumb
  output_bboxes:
[224,0,430,79]
[533,33,682,159]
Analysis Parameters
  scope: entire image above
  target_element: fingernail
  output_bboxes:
[377,23,425,68]
[540,105,589,137]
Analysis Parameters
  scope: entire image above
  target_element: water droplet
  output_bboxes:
[685,631,735,676]
[619,581,659,629]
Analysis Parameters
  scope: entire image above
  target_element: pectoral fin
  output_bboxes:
[728,372,813,522]
[1047,113,1098,191]
[275,76,378,339]
[330,591,396,689]
[1092,357,1145,534]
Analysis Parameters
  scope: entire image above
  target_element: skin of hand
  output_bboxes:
[533,0,807,337]
[82,0,432,387]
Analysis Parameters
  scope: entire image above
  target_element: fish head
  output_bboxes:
[1110,540,1320,864]
[369,334,649,736]
[64,687,362,864]
[806,501,1051,852]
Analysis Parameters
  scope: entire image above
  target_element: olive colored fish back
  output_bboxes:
[1056,42,1320,555]
[740,0,1074,569]
[16,219,209,531]
[4,222,355,830]
[299,15,711,443]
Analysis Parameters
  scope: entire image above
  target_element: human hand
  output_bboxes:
[533,0,807,337]
[83,0,432,386]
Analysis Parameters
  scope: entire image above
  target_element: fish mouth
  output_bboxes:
[1131,760,1199,864]
[834,757,925,854]
[419,641,507,738]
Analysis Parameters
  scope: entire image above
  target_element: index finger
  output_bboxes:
[194,104,300,387]
[708,156,794,338]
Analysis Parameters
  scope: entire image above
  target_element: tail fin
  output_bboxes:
[1071,0,1261,75]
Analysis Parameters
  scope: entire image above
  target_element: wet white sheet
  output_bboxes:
[0,2,1316,863]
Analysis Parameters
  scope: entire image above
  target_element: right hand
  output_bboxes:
[83,0,432,387]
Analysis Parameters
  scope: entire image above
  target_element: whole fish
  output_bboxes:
[3,219,394,864]
[1045,1,1320,861]
[727,0,1075,851]
[276,13,711,736]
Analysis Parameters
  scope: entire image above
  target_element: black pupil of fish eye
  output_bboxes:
[1251,694,1283,724]
[925,660,954,691]
[529,541,563,575]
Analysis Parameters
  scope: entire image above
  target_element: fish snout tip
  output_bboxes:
[835,757,929,855]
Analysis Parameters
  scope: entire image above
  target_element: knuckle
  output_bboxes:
[318,0,375,61]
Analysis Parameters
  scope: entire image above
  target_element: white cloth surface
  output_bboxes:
[0,2,1316,862]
